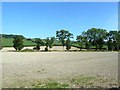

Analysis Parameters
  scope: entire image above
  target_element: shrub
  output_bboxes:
[13,36,24,51]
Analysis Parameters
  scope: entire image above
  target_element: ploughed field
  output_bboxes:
[2,50,118,88]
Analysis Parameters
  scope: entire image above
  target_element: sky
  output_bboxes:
[2,2,118,39]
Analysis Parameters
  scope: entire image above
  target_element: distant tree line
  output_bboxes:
[11,28,120,51]
[1,34,25,39]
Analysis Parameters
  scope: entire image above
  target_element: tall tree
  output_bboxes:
[107,31,120,51]
[117,31,120,50]
[13,36,24,51]
[86,28,107,50]
[56,30,73,50]
[76,35,84,50]
[82,31,91,50]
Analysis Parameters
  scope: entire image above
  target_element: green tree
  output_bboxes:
[86,28,107,51]
[82,31,91,50]
[117,31,120,50]
[45,37,55,51]
[49,37,55,49]
[34,38,44,51]
[66,38,71,50]
[13,36,24,51]
[107,31,120,51]
[107,39,113,51]
[56,30,73,50]
[76,35,84,50]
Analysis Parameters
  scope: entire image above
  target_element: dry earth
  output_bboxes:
[2,46,79,52]
[1,47,118,88]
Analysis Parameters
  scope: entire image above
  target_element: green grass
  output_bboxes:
[30,75,117,88]
[32,81,69,88]
[53,39,62,46]
[69,75,118,88]
[1,37,62,47]
[71,43,108,49]
[1,38,36,47]
[23,39,36,46]
[1,38,14,47]
[70,75,96,87]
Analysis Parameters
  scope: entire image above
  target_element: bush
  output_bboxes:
[13,36,24,51]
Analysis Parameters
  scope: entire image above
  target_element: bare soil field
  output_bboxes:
[2,50,118,88]
[2,46,79,52]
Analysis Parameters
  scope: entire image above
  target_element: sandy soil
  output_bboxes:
[2,51,118,88]
[2,46,79,52]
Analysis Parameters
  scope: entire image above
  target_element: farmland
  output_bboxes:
[1,37,62,47]
[1,38,36,47]
[2,51,118,88]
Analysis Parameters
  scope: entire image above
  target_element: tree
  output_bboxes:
[117,31,120,50]
[34,38,44,51]
[13,36,24,51]
[56,30,73,50]
[86,28,107,51]
[76,35,84,50]
[82,31,91,50]
[45,37,55,51]
[107,39,113,51]
[66,38,71,50]
[107,31,120,51]
[48,37,55,49]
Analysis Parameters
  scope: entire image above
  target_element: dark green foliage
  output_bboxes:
[34,38,44,51]
[86,28,107,50]
[45,37,55,51]
[13,36,24,51]
[107,31,120,51]
[49,37,55,49]
[107,39,113,51]
[56,30,73,50]
[1,34,25,39]
[76,28,120,51]
[77,31,91,50]
[76,35,84,50]
[97,38,105,50]
[66,38,71,50]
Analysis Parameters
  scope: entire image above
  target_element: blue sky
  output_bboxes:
[2,2,118,39]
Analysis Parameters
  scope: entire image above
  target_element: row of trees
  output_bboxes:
[13,28,120,51]
[76,28,120,51]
